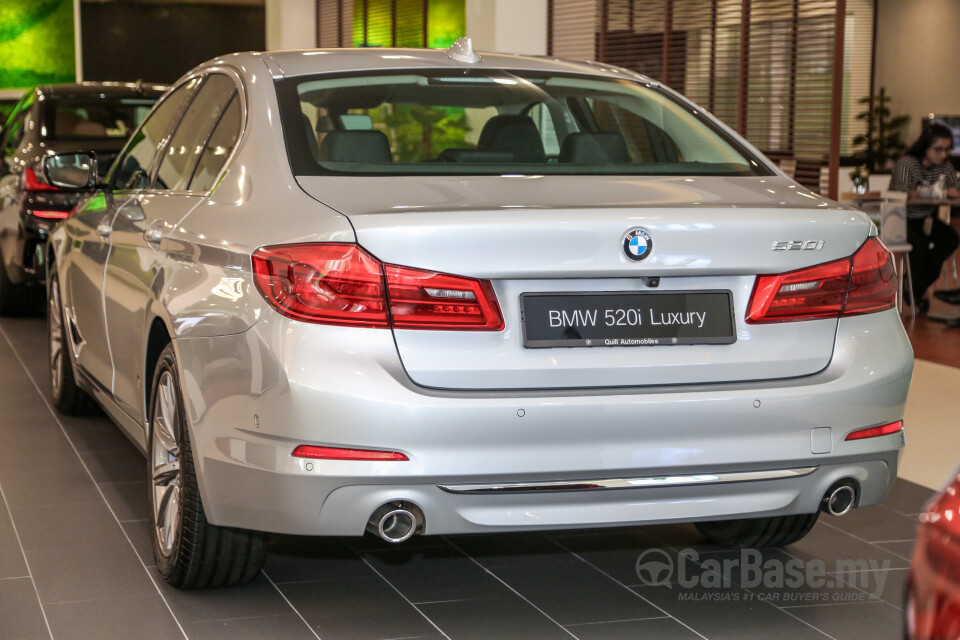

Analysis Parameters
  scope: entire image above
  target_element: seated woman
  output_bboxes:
[889,123,960,311]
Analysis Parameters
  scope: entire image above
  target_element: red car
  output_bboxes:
[907,465,960,640]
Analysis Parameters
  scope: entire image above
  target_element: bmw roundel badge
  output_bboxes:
[622,228,653,262]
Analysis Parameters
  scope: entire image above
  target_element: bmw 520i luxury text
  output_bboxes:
[42,39,912,588]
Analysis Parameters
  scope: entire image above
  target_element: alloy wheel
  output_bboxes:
[151,371,182,558]
[48,280,64,399]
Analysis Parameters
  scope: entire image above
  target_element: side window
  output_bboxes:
[109,78,200,190]
[154,74,237,191]
[188,94,241,192]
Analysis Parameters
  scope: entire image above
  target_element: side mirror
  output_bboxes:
[41,152,98,190]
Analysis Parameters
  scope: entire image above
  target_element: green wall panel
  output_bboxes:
[0,0,75,89]
[353,0,464,49]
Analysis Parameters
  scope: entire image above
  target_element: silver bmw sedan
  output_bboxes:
[42,40,912,589]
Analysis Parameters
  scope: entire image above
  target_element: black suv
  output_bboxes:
[0,82,165,315]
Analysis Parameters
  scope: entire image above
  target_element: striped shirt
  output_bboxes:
[889,155,960,219]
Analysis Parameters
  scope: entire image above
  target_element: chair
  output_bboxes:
[477,115,546,163]
[777,157,797,179]
[879,191,915,318]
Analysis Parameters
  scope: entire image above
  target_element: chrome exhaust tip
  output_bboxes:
[822,482,857,517]
[366,502,422,543]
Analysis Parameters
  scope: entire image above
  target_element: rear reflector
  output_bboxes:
[845,420,903,441]
[746,237,897,323]
[32,210,71,220]
[292,445,408,461]
[252,243,503,330]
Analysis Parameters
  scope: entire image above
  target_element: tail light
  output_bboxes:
[22,166,59,192]
[252,243,504,331]
[746,237,896,324]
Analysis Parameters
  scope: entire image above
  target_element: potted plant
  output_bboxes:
[852,87,909,173]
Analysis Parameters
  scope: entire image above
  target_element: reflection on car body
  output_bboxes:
[44,39,911,589]
[0,81,165,315]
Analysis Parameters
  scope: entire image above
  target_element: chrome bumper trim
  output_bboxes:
[437,466,819,494]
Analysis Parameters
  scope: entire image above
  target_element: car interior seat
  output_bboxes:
[317,130,392,163]
[477,115,546,163]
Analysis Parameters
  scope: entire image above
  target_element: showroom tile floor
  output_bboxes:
[0,314,948,640]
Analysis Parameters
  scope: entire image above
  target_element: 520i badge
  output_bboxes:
[623,228,653,261]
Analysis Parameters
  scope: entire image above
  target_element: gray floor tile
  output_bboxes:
[280,576,438,640]
[361,544,505,603]
[98,481,150,522]
[448,532,578,569]
[490,560,662,625]
[12,501,128,553]
[784,601,904,639]
[182,614,317,640]
[0,424,78,472]
[784,520,911,570]
[832,567,910,609]
[0,499,28,579]
[157,574,294,623]
[45,594,183,640]
[876,540,915,561]
[81,447,145,484]
[0,461,102,508]
[550,530,663,585]
[565,617,702,640]
[0,577,49,639]
[825,505,921,542]
[265,535,374,584]
[418,595,572,640]
[57,415,131,454]
[121,520,158,567]
[883,479,936,516]
[632,584,831,640]
[28,544,159,604]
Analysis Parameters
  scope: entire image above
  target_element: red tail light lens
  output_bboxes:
[32,210,71,220]
[252,243,503,331]
[252,244,388,327]
[386,264,504,330]
[746,237,896,324]
[22,166,58,192]
[844,420,903,441]
[292,445,408,461]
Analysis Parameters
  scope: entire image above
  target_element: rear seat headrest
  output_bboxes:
[317,130,392,163]
[560,132,629,164]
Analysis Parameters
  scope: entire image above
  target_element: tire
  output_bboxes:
[694,512,820,548]
[48,272,95,415]
[149,343,267,589]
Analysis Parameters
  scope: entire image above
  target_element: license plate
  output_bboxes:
[520,291,736,348]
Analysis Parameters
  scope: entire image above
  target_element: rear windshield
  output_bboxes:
[45,97,157,140]
[277,69,766,177]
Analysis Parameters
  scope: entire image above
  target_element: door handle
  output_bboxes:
[143,221,164,245]
[96,216,112,239]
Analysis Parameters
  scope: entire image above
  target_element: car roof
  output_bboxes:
[205,48,653,84]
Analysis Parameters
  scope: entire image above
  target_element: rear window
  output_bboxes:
[46,97,158,140]
[277,69,766,177]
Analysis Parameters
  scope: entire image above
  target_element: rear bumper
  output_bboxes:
[175,308,911,536]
